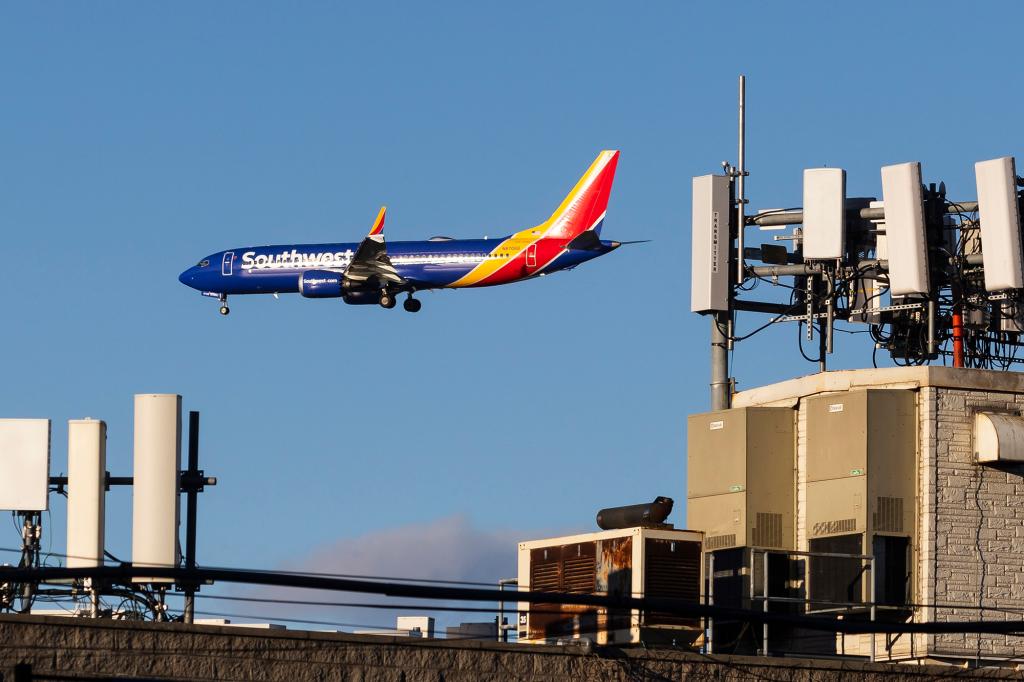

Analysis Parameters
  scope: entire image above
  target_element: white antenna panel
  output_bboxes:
[976,156,1023,292]
[131,394,181,583]
[691,174,731,313]
[0,419,51,511]
[67,419,106,569]
[880,162,930,296]
[802,168,846,260]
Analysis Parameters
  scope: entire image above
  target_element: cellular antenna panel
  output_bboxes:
[802,168,847,260]
[976,156,1024,292]
[881,162,930,296]
[0,419,51,511]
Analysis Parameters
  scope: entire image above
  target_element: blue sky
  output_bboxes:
[2,2,1023,626]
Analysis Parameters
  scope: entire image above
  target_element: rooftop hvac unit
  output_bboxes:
[691,174,731,313]
[975,156,1024,292]
[804,390,916,610]
[0,419,51,512]
[802,168,847,261]
[516,527,703,647]
[131,394,182,583]
[880,162,930,296]
[687,407,795,552]
[67,419,106,569]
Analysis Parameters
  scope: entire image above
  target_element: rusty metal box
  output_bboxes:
[516,527,703,646]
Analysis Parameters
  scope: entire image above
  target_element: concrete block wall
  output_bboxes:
[1,615,1019,681]
[929,386,1024,659]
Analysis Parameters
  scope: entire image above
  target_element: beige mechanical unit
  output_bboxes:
[516,527,703,647]
[805,389,916,607]
[687,407,795,551]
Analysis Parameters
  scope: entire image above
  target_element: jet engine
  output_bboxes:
[341,290,382,305]
[298,270,344,298]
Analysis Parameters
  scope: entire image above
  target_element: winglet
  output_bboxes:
[369,206,387,236]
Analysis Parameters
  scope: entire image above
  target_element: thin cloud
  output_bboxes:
[213,515,582,634]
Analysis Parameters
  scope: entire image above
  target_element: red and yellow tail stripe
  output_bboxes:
[369,206,387,236]
[449,150,619,288]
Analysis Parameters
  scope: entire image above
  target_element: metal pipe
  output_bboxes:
[825,274,834,356]
[710,313,731,411]
[953,309,965,367]
[927,298,937,356]
[747,263,822,277]
[762,550,769,656]
[806,275,815,343]
[736,75,746,285]
[706,552,714,655]
[183,411,200,625]
[733,300,798,315]
[870,556,877,663]
[751,201,979,227]
[497,578,517,643]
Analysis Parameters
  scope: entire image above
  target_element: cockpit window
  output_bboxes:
[197,259,210,267]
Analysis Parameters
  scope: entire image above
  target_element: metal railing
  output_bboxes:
[704,547,915,661]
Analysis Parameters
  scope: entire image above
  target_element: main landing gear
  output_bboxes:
[379,289,421,312]
[219,294,230,316]
[379,290,397,309]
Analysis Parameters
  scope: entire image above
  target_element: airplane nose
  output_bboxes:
[179,268,195,287]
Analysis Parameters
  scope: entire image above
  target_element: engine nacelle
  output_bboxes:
[298,270,343,298]
[342,290,381,305]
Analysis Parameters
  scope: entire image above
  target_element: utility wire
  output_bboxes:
[5,564,1024,636]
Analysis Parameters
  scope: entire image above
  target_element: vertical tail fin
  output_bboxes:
[368,206,387,236]
[544,150,619,239]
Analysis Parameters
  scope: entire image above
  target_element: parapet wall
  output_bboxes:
[0,615,1017,681]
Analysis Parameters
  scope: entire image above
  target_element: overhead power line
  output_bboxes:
[5,564,1024,637]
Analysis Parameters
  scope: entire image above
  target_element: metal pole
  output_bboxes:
[927,297,937,356]
[183,411,200,624]
[497,578,517,643]
[825,272,835,356]
[870,556,877,662]
[762,550,769,656]
[706,552,714,655]
[711,313,731,410]
[736,75,746,285]
[953,307,965,367]
[818,324,827,372]
[498,581,504,642]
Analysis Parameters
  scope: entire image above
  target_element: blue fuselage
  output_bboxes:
[179,237,618,296]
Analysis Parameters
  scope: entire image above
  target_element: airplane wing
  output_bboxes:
[343,206,404,287]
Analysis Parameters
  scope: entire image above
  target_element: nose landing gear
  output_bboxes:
[218,294,230,316]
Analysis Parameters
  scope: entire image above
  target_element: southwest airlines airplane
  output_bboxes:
[179,150,624,314]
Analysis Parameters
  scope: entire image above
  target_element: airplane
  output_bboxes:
[178,150,626,315]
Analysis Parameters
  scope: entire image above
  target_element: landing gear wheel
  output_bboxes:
[379,291,396,309]
[219,306,230,316]
[403,297,421,313]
